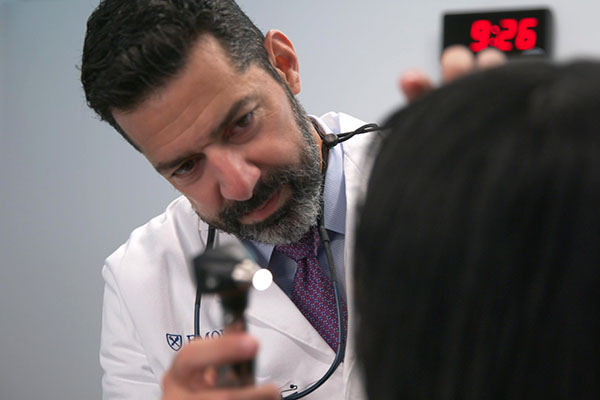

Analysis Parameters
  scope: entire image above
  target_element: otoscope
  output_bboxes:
[193,242,272,386]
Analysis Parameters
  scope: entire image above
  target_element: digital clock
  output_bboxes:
[443,9,552,58]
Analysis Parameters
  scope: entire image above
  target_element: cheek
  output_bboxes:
[261,104,307,163]
[259,125,306,165]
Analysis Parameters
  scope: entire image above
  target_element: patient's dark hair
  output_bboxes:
[81,0,276,149]
[356,60,600,399]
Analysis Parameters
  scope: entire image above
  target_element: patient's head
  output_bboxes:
[356,60,600,399]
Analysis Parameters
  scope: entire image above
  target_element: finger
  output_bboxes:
[398,68,435,102]
[440,45,475,84]
[171,333,259,382]
[476,47,507,70]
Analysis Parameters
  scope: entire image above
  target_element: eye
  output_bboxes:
[236,112,252,128]
[172,159,197,178]
[228,111,254,139]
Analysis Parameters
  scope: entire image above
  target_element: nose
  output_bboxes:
[206,147,260,201]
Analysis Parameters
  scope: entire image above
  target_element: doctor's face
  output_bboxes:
[113,35,322,245]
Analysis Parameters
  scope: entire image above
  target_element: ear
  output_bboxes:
[264,30,301,95]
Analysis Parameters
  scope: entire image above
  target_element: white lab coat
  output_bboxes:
[100,112,378,400]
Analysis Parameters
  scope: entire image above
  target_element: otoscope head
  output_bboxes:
[193,242,272,294]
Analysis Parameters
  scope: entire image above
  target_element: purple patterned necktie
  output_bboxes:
[275,227,348,353]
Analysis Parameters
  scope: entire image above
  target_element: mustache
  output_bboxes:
[220,169,294,222]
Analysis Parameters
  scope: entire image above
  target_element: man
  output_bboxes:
[81,1,379,398]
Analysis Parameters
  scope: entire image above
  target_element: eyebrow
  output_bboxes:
[153,95,258,175]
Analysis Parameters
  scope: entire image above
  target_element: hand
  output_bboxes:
[398,45,507,102]
[162,333,281,400]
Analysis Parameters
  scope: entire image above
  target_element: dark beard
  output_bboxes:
[202,138,323,245]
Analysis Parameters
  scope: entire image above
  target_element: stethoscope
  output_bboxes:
[193,120,382,399]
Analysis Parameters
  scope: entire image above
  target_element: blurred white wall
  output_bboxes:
[1,1,599,399]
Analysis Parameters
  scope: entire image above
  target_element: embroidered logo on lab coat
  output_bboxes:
[166,334,183,351]
[166,330,225,350]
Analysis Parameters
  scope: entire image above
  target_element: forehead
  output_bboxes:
[113,35,271,158]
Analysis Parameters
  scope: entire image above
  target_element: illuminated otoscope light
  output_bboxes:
[194,242,272,294]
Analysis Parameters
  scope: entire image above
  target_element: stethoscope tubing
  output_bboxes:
[192,121,382,398]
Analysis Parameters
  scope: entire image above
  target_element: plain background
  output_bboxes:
[1,1,599,399]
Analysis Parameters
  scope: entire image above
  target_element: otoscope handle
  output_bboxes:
[216,289,254,387]
[193,242,272,387]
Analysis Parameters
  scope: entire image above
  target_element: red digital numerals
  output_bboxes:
[469,17,538,53]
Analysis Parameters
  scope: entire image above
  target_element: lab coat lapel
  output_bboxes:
[246,280,334,356]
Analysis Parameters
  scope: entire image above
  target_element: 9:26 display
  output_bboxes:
[470,18,538,52]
